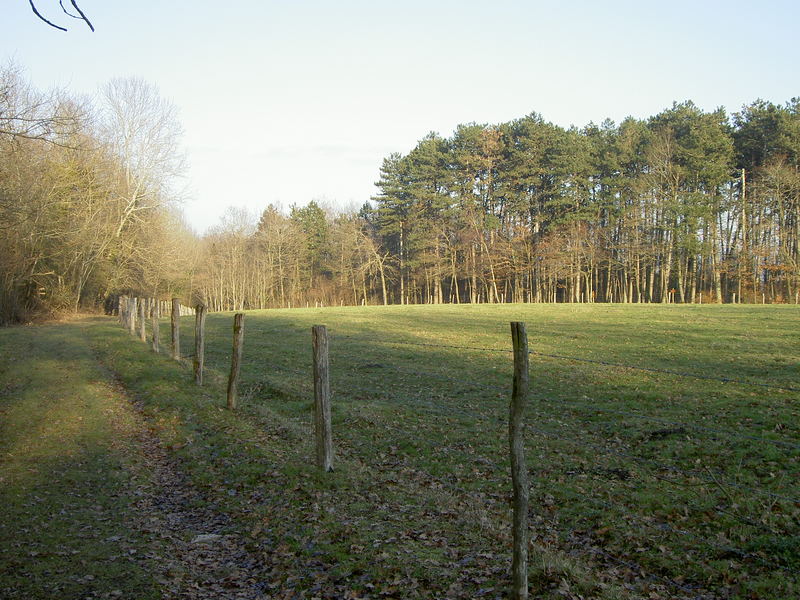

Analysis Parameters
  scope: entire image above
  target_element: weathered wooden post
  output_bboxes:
[194,304,207,385]
[138,300,146,342]
[118,296,126,327]
[171,297,180,361]
[128,297,137,335]
[312,325,334,472]
[151,302,160,353]
[227,313,244,409]
[509,321,529,600]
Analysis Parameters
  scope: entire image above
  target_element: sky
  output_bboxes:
[4,0,799,233]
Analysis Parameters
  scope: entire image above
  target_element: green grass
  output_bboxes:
[183,304,800,598]
[2,304,799,599]
[0,322,160,599]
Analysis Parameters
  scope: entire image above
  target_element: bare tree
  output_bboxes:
[0,62,82,143]
[100,78,186,238]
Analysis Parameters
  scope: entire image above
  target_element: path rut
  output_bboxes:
[91,339,269,599]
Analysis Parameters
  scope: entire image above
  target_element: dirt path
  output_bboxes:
[91,337,269,599]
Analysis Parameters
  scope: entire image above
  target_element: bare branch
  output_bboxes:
[69,0,95,32]
[30,0,94,32]
[58,0,81,19]
[0,127,88,150]
[29,0,67,31]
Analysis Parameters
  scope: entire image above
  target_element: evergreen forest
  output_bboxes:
[1,64,798,322]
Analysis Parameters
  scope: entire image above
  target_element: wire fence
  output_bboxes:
[331,329,798,597]
[114,303,800,598]
[259,330,797,595]
[357,335,800,393]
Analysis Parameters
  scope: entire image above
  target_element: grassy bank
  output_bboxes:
[0,321,160,599]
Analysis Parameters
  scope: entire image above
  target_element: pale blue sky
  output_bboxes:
[5,0,799,232]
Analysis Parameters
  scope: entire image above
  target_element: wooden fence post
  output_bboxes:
[509,322,530,600]
[171,297,180,361]
[194,304,207,385]
[138,300,146,342]
[119,296,126,327]
[151,302,160,353]
[227,313,244,409]
[312,325,334,472]
[128,297,137,335]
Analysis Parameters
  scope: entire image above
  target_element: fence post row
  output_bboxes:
[194,304,207,385]
[113,297,200,351]
[312,324,334,472]
[114,304,527,592]
[509,321,530,600]
[227,313,245,410]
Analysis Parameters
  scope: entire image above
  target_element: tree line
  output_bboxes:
[2,62,797,321]
[0,64,191,324]
[198,99,799,309]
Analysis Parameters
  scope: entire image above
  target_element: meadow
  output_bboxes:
[2,304,798,599]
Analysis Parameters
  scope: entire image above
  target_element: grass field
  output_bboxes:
[0,321,161,599]
[2,304,799,599]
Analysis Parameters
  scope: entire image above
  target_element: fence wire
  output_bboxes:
[116,312,800,598]
[553,400,800,451]
[337,335,800,393]
[529,349,800,393]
